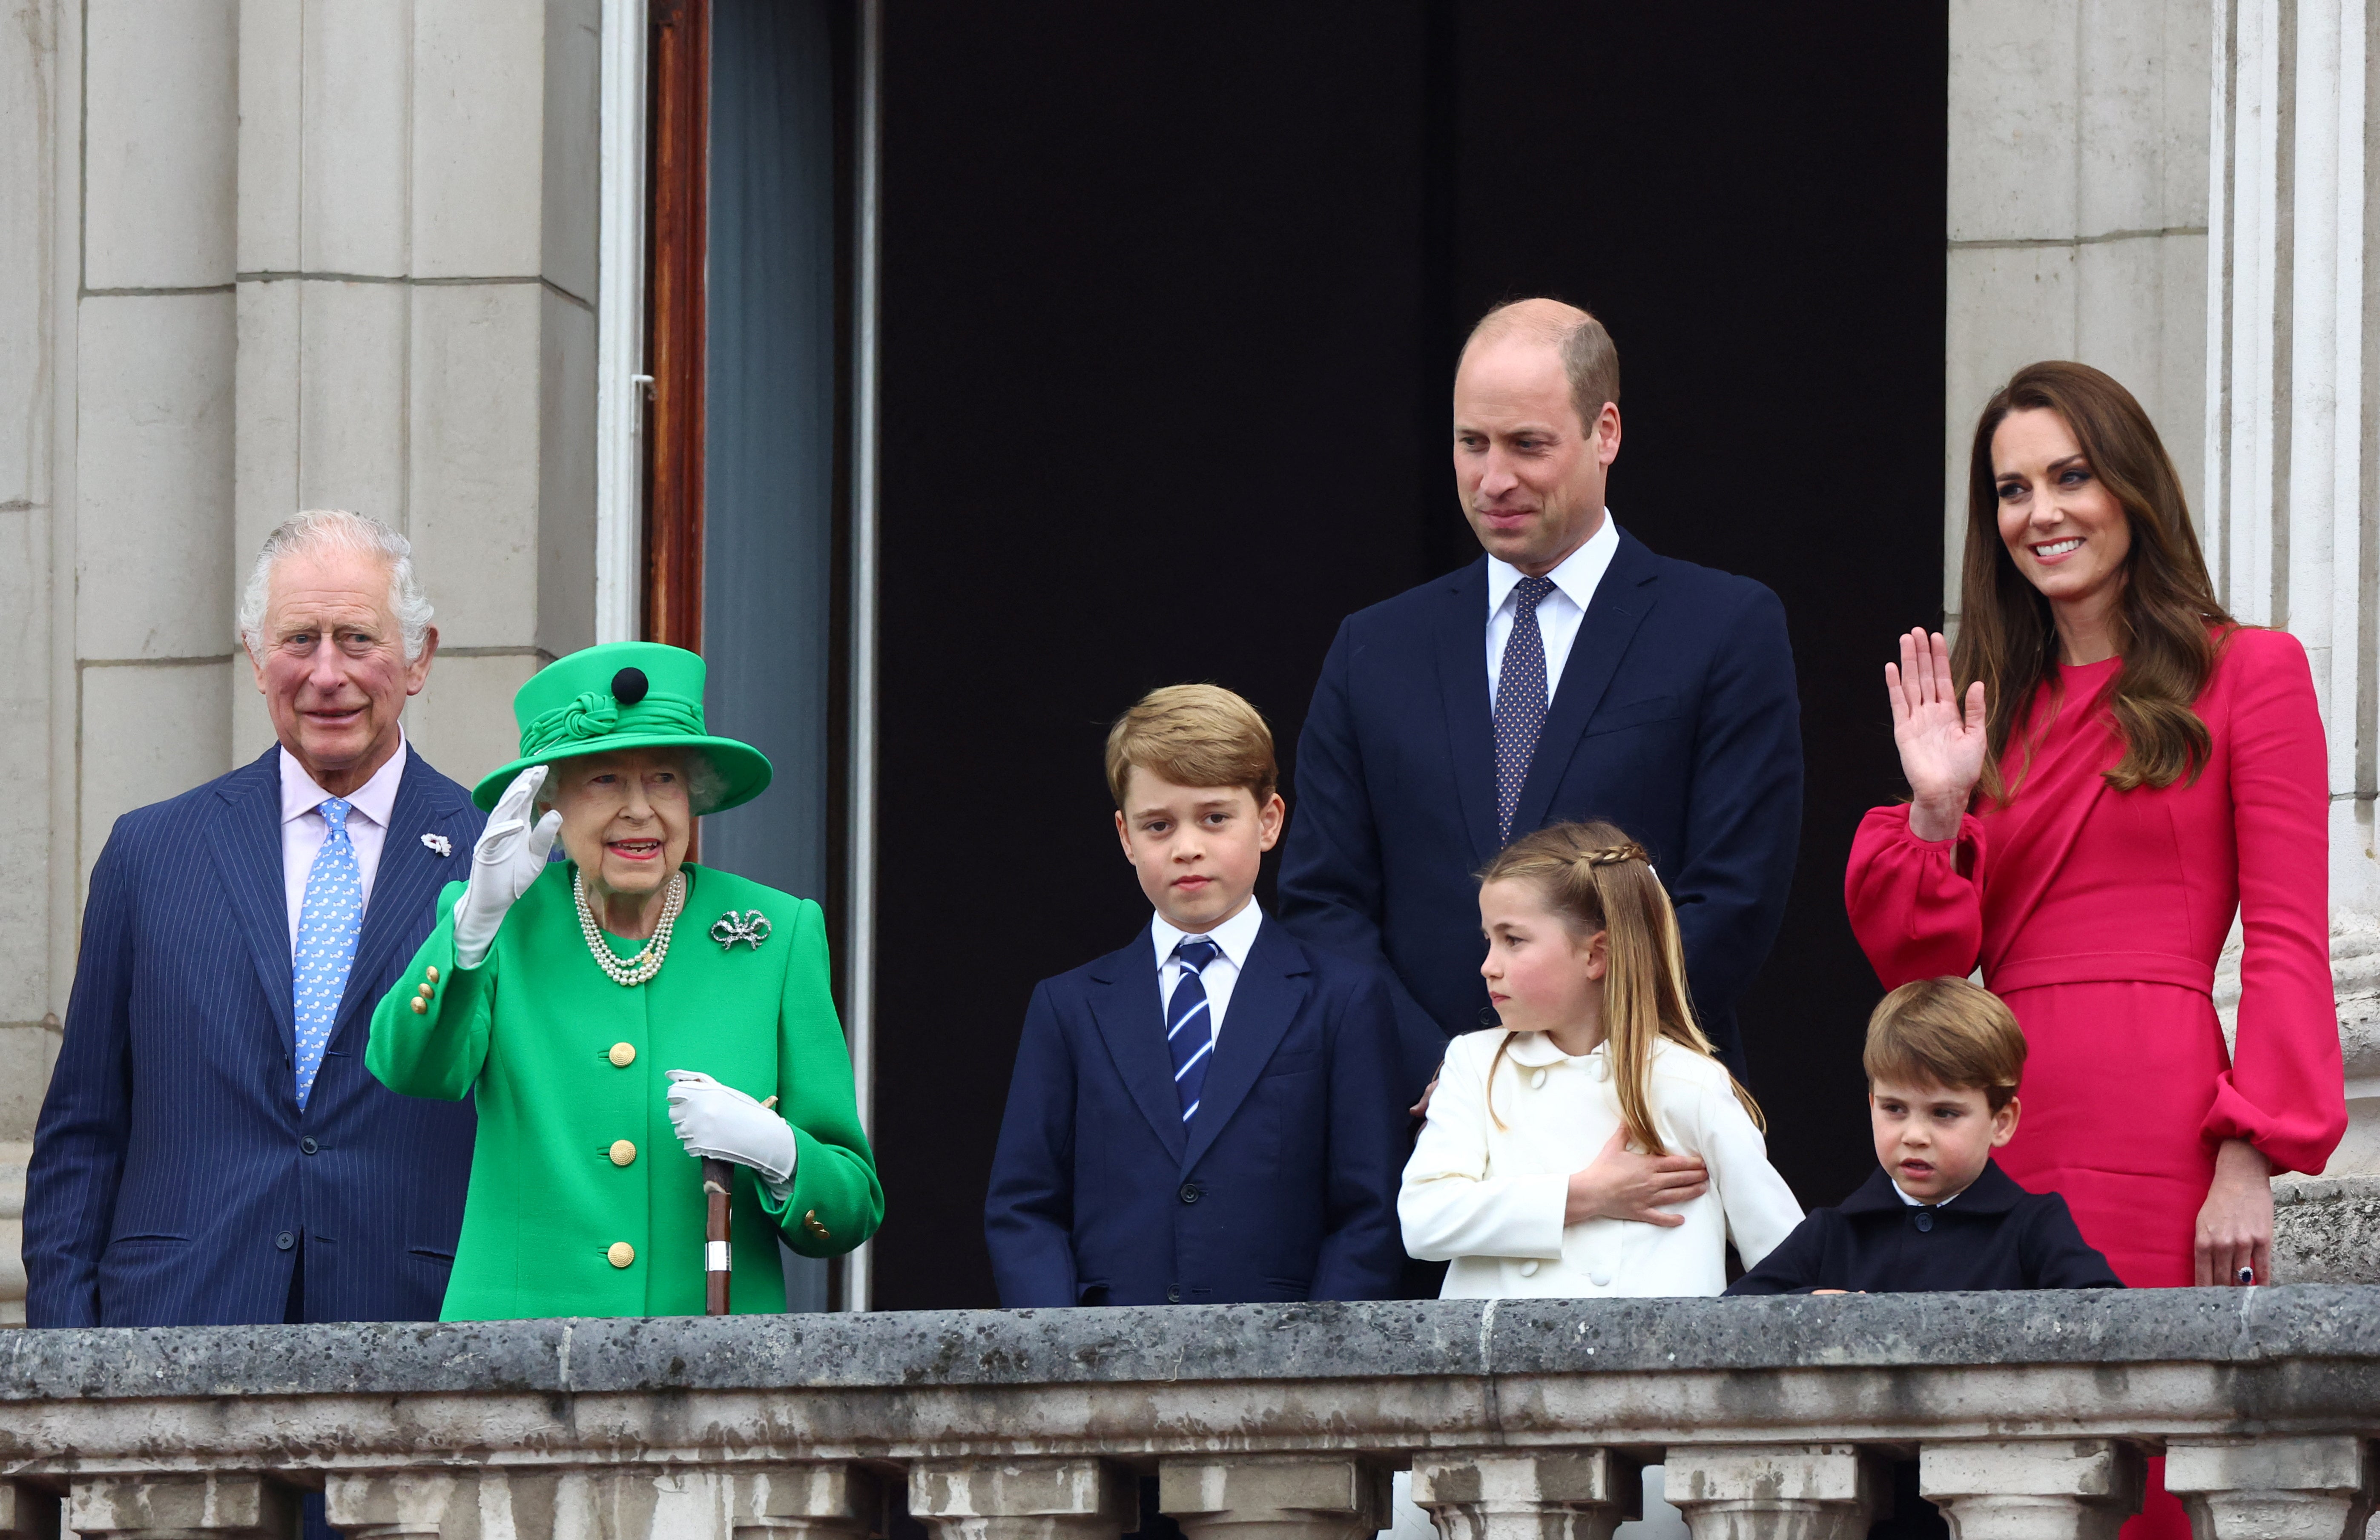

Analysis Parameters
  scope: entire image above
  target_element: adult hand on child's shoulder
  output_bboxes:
[1564,1127,1709,1227]
[1409,1060,1444,1119]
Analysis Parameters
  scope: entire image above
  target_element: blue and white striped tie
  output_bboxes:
[1167,937,1221,1126]
[292,797,363,1111]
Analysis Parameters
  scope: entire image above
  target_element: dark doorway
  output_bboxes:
[871,4,1946,1310]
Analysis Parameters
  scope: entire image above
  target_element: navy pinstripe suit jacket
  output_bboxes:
[26,744,485,1326]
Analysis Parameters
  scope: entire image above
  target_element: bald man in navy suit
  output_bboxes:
[1280,300,1803,1105]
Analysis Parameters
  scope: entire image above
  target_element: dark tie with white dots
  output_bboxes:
[1493,575,1556,844]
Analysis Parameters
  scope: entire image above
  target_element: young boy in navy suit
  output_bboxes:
[985,685,1409,1306]
[1728,978,2120,1294]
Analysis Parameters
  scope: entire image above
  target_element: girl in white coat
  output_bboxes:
[1401,821,1803,1297]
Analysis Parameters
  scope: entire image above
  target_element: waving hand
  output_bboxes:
[1886,628,1987,842]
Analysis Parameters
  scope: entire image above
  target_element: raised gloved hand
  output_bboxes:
[666,1069,797,1196]
[452,765,561,969]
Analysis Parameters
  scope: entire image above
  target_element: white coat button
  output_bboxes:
[1590,1059,1609,1082]
[1529,1069,1547,1089]
[1589,1270,1613,1288]
[1517,1260,1539,1277]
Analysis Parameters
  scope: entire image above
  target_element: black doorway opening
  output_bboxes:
[873,3,1946,1310]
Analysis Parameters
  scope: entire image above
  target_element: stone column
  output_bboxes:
[0,1481,59,1540]
[1409,1450,1642,1540]
[729,1463,880,1540]
[1662,1446,1888,1540]
[67,1474,296,1538]
[1160,1458,1391,1540]
[231,0,601,779]
[2165,1437,2375,1540]
[2206,0,2380,1278]
[1918,1440,2143,1540]
[326,1471,487,1538]
[909,1458,1136,1540]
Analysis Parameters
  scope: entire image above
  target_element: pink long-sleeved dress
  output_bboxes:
[1848,628,2344,1275]
[1847,628,2346,1540]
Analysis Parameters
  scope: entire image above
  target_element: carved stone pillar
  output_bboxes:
[0,1482,59,1540]
[1160,1457,1391,1540]
[67,1474,297,1538]
[909,1458,1136,1540]
[1663,1445,1889,1540]
[730,1464,881,1540]
[1409,1450,1643,1540]
[1919,1440,2143,1540]
[2165,1436,2375,1540]
[325,1471,490,1539]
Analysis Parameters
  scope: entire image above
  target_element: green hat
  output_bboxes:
[471,641,773,814]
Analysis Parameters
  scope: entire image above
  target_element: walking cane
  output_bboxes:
[704,1095,778,1316]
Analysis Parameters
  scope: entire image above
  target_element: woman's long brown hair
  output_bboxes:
[1956,360,2235,801]
[1477,821,1762,1155]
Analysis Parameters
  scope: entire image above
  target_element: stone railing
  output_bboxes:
[1,1292,2377,1539]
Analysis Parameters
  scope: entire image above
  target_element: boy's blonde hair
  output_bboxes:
[1476,820,1761,1155]
[1105,684,1278,809]
[1864,978,2027,1111]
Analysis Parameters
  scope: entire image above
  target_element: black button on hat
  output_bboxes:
[612,667,649,705]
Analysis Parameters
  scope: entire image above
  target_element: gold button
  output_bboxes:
[425,966,439,984]
[609,1139,637,1167]
[803,1210,830,1239]
[608,1042,636,1068]
[417,982,433,998]
[607,1242,635,1268]
[410,997,428,1014]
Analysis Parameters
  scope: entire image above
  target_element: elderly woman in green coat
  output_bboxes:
[368,641,881,1319]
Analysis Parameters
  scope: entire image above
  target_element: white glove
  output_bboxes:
[453,765,561,969]
[666,1069,798,1197]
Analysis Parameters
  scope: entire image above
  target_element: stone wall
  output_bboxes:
[0,1295,2377,1539]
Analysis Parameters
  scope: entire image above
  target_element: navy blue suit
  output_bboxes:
[27,744,484,1328]
[1279,529,1802,1083]
[985,914,1407,1306]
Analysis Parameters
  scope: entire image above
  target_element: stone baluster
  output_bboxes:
[909,1458,1136,1540]
[325,1471,495,1539]
[2165,1437,2376,1540]
[1918,1440,2143,1540]
[0,1482,59,1540]
[1663,1446,1888,1540]
[67,1474,297,1538]
[1160,1457,1390,1540]
[1410,1450,1643,1540]
[730,1464,882,1540]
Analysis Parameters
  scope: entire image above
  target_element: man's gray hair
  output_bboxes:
[237,509,435,663]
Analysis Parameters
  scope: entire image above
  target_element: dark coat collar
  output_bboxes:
[1838,1157,2026,1217]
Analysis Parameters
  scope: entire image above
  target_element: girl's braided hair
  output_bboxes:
[1477,820,1763,1154]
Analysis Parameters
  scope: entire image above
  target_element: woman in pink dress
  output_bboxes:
[1846,362,2346,1540]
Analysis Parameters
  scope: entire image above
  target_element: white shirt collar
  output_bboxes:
[1151,896,1266,972]
[280,727,408,830]
[1485,509,1619,616]
[1891,1178,1956,1208]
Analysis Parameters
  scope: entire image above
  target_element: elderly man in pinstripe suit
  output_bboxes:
[26,510,485,1333]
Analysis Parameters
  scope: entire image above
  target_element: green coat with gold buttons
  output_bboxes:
[367,861,881,1320]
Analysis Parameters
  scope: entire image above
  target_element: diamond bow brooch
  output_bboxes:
[711,909,772,952]
[421,832,453,857]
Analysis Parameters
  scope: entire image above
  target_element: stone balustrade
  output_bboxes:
[0,1291,2375,1540]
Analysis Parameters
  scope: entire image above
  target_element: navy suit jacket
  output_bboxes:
[26,743,485,1327]
[1725,1161,2124,1294]
[1278,529,1802,1084]
[984,914,1407,1307]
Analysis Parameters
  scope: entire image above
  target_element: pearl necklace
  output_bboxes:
[575,869,686,987]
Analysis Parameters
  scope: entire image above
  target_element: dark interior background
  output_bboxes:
[870,2,1947,1311]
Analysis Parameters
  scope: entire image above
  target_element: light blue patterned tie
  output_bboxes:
[292,797,362,1111]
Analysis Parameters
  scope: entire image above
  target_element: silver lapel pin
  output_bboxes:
[421,832,453,857]
[710,910,772,951]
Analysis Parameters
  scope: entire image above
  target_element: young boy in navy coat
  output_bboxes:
[1728,978,2121,1294]
[985,685,1408,1306]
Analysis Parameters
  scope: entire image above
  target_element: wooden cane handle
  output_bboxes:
[703,1156,733,1316]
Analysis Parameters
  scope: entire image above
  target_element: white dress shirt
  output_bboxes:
[280,731,408,955]
[1150,898,1266,1046]
[1485,511,1621,710]
[1401,1030,1804,1298]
